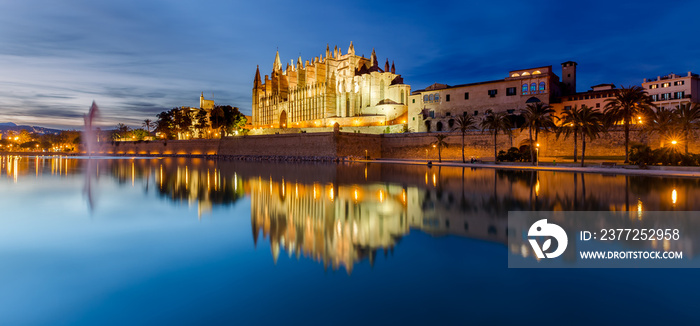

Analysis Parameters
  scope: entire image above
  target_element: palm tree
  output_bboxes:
[674,102,700,154]
[432,134,448,162]
[454,114,477,163]
[578,106,605,167]
[641,107,676,141]
[556,105,582,162]
[603,85,655,162]
[480,112,512,162]
[520,102,558,164]
[142,119,153,133]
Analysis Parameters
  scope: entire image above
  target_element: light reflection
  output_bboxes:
[672,189,677,205]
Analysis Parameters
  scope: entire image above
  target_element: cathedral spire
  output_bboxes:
[391,61,395,74]
[333,45,338,58]
[273,50,282,71]
[348,41,354,55]
[371,48,377,67]
[384,58,390,72]
[326,44,330,58]
[254,65,261,88]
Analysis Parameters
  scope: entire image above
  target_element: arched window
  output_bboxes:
[539,82,546,92]
[533,70,541,75]
[530,83,536,93]
[448,119,455,128]
[511,73,520,77]
[436,121,443,131]
[522,84,528,95]
[434,93,440,101]
[424,95,429,102]
[522,72,530,76]
[428,94,434,101]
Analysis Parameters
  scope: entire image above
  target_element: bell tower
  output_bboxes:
[561,61,577,95]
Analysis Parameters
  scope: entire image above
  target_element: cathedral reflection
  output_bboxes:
[5,156,700,271]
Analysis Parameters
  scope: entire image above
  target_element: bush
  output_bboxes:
[629,144,699,166]
[628,144,654,166]
[497,146,533,162]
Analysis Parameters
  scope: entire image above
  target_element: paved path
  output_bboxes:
[357,159,700,178]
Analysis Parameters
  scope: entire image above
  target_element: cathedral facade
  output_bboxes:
[252,43,410,129]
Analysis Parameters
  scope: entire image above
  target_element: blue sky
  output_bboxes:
[0,0,698,129]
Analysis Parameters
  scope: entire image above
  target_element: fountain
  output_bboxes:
[83,101,100,156]
[83,101,100,212]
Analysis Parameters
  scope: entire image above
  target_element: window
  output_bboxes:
[488,89,497,97]
[530,83,536,93]
[511,73,520,77]
[596,103,600,108]
[428,94,433,101]
[522,83,528,95]
[485,109,493,115]
[412,99,415,103]
[651,94,658,101]
[430,110,435,118]
[434,93,440,101]
[448,119,455,128]
[539,81,546,92]
[674,81,685,86]
[564,106,572,111]
[522,72,530,76]
[675,91,685,99]
[446,94,451,102]
[507,109,515,114]
[585,95,589,100]
[464,92,469,100]
[463,111,468,117]
[533,70,541,75]
[506,87,517,96]
[474,110,479,116]
[446,112,451,116]
[662,82,671,88]
[412,117,415,121]
[423,95,429,102]
[650,84,658,89]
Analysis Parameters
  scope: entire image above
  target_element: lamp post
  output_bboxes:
[535,143,540,167]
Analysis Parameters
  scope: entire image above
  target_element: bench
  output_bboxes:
[600,162,617,168]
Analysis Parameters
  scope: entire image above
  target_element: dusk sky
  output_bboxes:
[1,0,698,130]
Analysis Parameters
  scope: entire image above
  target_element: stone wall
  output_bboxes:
[97,128,700,161]
[98,139,220,156]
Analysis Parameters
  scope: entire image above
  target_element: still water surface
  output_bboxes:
[1,156,699,325]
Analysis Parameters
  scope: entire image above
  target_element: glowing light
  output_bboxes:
[379,190,384,202]
[329,186,334,201]
[354,189,358,201]
[671,140,678,145]
[536,143,540,147]
[432,173,436,186]
[672,189,677,204]
[535,179,540,197]
[637,199,643,220]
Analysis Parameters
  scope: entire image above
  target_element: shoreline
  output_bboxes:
[3,151,700,177]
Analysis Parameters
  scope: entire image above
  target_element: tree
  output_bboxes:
[520,102,557,164]
[604,85,655,162]
[155,109,176,139]
[556,105,582,162]
[112,123,130,141]
[480,112,512,162]
[453,114,477,163]
[132,128,150,141]
[578,106,605,167]
[674,102,700,154]
[142,119,153,133]
[641,107,676,141]
[173,109,193,139]
[432,134,448,163]
[194,109,209,138]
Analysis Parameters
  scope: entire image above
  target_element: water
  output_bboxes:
[1,155,699,325]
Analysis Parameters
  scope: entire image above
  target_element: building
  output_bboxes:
[199,92,215,110]
[252,43,411,130]
[408,63,570,132]
[551,83,618,117]
[642,72,700,109]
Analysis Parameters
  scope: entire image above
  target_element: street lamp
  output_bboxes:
[535,143,540,167]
